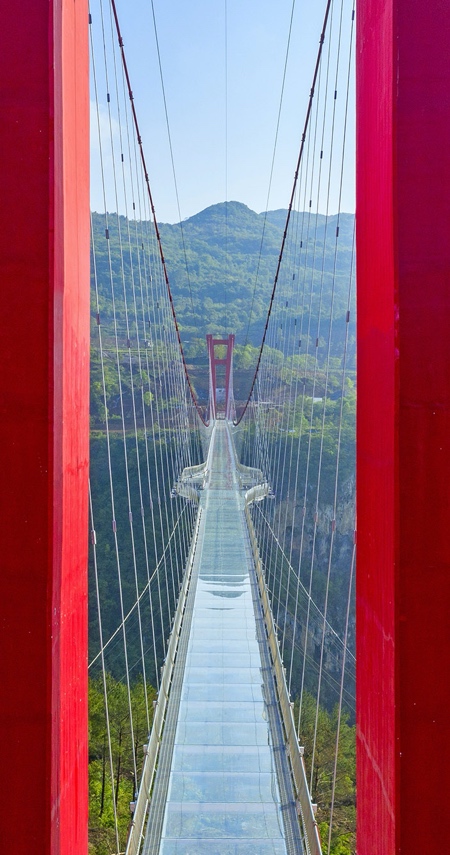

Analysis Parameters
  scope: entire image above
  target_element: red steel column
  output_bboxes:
[357,1,450,852]
[207,334,217,419]
[207,335,235,419]
[0,2,89,853]
[224,334,235,420]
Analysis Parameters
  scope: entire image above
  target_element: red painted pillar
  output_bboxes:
[207,334,217,419]
[357,1,450,852]
[224,334,235,420]
[206,335,235,419]
[0,2,89,853]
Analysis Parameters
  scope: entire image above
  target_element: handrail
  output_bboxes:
[244,491,323,855]
[178,461,208,479]
[226,422,264,487]
[124,505,203,855]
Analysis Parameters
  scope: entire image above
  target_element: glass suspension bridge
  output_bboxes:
[1,1,449,855]
[87,1,355,851]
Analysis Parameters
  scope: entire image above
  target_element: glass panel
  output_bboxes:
[161,841,288,855]
[186,639,259,654]
[164,804,284,839]
[169,772,279,802]
[187,653,262,669]
[180,683,264,703]
[184,668,262,685]
[172,746,273,774]
[175,722,269,747]
[179,701,265,723]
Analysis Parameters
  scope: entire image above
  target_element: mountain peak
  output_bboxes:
[183,200,258,227]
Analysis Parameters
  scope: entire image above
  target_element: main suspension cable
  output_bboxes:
[109,0,209,425]
[235,0,333,424]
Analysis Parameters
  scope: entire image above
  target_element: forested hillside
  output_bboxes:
[157,201,354,348]
[91,202,354,389]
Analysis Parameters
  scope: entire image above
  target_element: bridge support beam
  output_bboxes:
[357,1,450,852]
[0,2,89,853]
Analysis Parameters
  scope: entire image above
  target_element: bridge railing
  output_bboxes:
[124,503,203,855]
[244,486,322,855]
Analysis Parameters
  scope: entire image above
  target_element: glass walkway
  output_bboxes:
[143,422,303,855]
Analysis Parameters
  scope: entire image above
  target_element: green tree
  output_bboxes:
[296,693,356,855]
[89,675,156,855]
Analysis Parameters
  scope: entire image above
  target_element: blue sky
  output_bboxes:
[90,0,355,223]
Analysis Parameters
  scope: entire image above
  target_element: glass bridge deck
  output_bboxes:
[150,422,292,855]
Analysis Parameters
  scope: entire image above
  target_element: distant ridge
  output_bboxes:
[156,201,355,344]
[91,201,355,350]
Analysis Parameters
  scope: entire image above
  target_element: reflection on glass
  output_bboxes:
[172,746,273,774]
[161,841,287,855]
[165,804,284,839]
[179,701,265,723]
[169,772,278,802]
